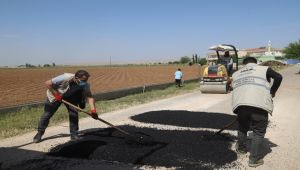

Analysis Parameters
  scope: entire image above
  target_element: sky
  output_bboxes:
[0,0,300,66]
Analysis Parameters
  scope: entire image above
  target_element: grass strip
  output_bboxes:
[0,81,199,139]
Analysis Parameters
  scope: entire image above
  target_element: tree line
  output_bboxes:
[18,62,56,68]
[169,55,207,65]
[283,39,300,59]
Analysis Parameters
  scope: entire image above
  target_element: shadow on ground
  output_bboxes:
[245,132,278,160]
[0,110,277,170]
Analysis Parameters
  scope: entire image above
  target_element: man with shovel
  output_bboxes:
[33,70,98,143]
[232,57,282,167]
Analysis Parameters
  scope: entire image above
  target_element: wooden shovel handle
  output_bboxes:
[61,99,130,136]
[214,117,238,135]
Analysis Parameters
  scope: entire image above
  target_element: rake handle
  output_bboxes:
[61,99,130,136]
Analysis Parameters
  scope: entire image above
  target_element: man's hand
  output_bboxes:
[91,109,98,119]
[53,92,62,101]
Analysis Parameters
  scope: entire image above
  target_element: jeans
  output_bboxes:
[37,99,79,136]
[236,106,268,161]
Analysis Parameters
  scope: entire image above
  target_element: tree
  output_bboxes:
[283,40,300,59]
[192,55,195,64]
[173,61,180,64]
[199,58,207,65]
[25,63,36,68]
[180,56,191,64]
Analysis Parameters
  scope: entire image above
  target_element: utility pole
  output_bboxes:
[110,56,111,67]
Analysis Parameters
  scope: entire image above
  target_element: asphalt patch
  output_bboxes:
[2,110,240,169]
[46,125,238,169]
[131,110,238,130]
[48,139,107,159]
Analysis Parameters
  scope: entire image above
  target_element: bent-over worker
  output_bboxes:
[33,70,97,143]
[232,57,282,167]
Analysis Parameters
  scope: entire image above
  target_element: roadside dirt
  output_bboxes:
[0,65,299,170]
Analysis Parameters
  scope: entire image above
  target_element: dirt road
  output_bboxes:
[0,65,299,169]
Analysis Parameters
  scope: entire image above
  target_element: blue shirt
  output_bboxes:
[174,71,183,80]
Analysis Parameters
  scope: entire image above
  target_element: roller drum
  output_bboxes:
[200,83,228,94]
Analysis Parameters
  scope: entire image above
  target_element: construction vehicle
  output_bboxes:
[200,44,239,93]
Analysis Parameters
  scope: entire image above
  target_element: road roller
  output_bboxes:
[200,44,239,94]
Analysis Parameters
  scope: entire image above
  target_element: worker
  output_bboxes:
[33,70,98,143]
[221,51,233,76]
[174,68,183,87]
[232,57,282,167]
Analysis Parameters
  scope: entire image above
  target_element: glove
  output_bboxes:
[53,92,62,101]
[91,109,98,119]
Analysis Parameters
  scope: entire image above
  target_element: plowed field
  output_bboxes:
[0,65,201,108]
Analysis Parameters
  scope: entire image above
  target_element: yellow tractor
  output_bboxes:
[200,44,239,93]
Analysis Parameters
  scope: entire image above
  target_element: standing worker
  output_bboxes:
[232,57,282,167]
[220,51,234,76]
[174,68,183,88]
[33,70,98,143]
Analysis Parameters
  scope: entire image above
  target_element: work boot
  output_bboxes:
[248,159,264,167]
[33,131,44,143]
[235,143,247,155]
[70,134,80,141]
[236,148,247,155]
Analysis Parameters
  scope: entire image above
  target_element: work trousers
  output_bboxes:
[236,106,268,161]
[175,79,182,87]
[37,99,79,136]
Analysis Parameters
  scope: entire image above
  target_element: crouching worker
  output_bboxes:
[33,70,98,143]
[232,57,282,167]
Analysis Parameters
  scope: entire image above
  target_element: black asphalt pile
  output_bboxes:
[45,124,239,169]
[4,156,134,170]
[49,139,107,158]
[3,110,241,169]
[131,110,238,130]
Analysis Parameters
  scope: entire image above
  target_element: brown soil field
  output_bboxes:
[0,65,201,108]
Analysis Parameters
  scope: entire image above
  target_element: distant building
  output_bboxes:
[206,41,285,64]
[241,41,283,57]
[241,41,285,63]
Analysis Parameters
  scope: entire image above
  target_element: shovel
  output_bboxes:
[213,117,237,136]
[61,99,155,145]
[202,117,237,141]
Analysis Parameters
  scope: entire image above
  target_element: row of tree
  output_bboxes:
[18,63,56,68]
[283,39,300,59]
[169,55,207,65]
